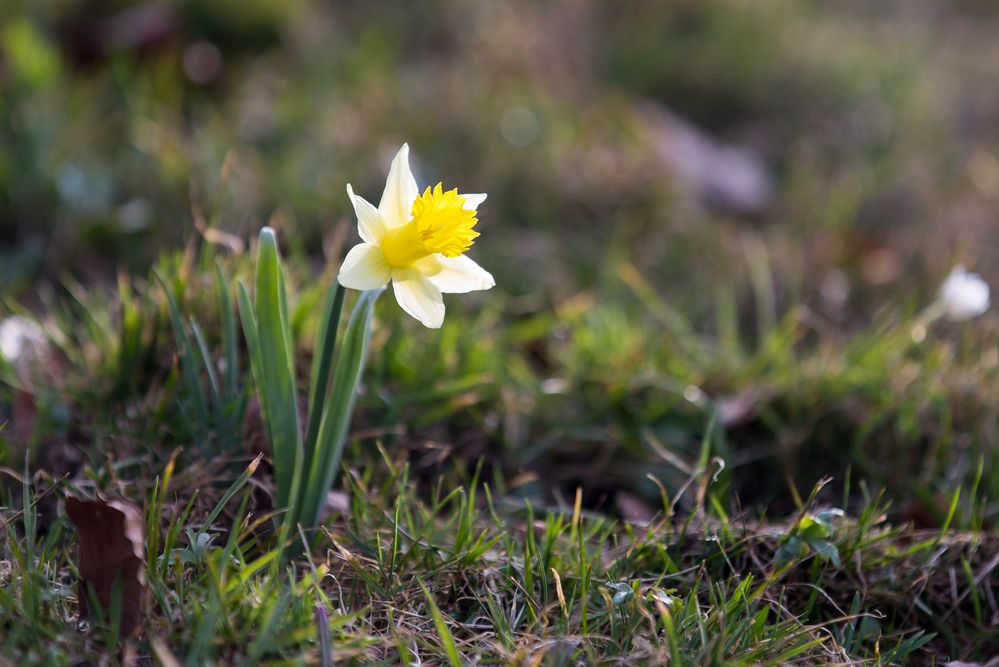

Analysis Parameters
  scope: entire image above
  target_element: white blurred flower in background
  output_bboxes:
[939,265,990,322]
[0,316,47,378]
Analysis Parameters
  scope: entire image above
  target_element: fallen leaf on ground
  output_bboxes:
[65,495,146,637]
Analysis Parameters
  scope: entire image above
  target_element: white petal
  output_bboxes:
[347,184,386,243]
[391,269,445,328]
[378,144,420,229]
[338,243,391,290]
[462,193,487,211]
[419,255,495,294]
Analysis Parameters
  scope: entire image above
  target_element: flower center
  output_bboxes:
[380,183,479,267]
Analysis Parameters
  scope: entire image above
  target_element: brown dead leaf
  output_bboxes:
[65,495,146,637]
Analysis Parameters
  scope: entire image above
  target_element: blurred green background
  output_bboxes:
[4,0,999,514]
[5,0,999,305]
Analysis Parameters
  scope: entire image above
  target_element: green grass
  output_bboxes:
[1,243,997,664]
[1,424,993,664]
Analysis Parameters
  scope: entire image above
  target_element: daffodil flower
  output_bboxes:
[337,144,495,328]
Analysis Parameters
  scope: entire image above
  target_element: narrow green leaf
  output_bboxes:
[189,319,222,419]
[251,228,303,511]
[278,264,295,377]
[298,288,381,528]
[418,579,463,667]
[939,485,961,539]
[305,282,346,450]
[155,271,210,436]
[238,281,269,445]
[245,587,292,662]
[194,454,263,543]
[215,260,240,401]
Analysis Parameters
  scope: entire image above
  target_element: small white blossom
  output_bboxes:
[0,316,48,379]
[939,265,990,321]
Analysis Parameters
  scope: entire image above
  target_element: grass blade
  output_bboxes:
[194,454,262,542]
[215,260,240,403]
[155,271,210,439]
[418,579,463,667]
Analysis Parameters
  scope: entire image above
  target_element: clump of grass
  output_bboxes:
[3,438,995,664]
[2,234,997,663]
[236,227,379,542]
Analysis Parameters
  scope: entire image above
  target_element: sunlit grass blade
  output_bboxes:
[193,454,262,543]
[418,579,463,667]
